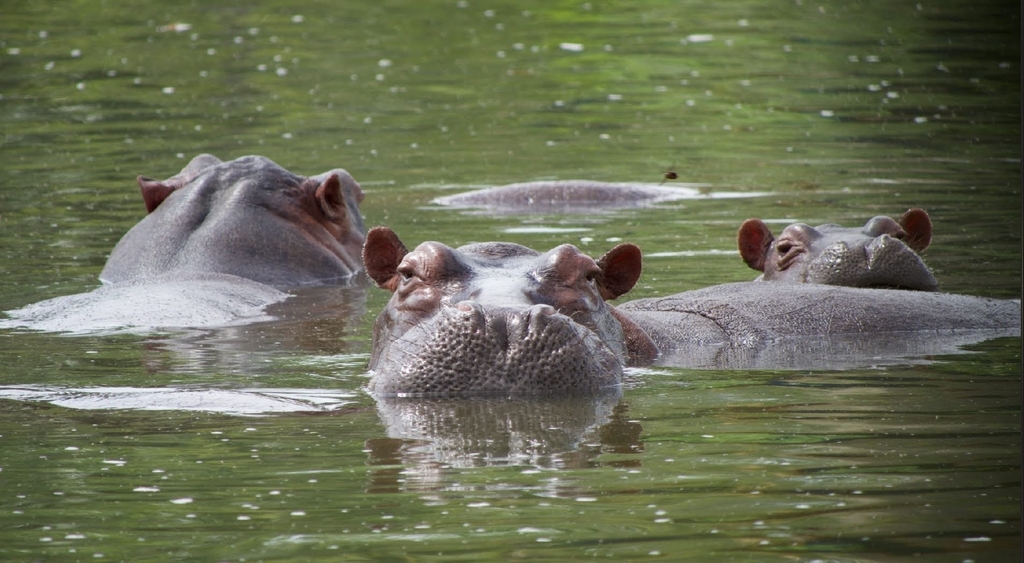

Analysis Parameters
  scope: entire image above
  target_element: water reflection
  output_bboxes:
[0,385,359,415]
[137,284,371,374]
[366,393,645,491]
[653,330,1021,370]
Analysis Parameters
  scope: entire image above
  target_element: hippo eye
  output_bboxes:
[397,264,415,281]
[777,241,793,255]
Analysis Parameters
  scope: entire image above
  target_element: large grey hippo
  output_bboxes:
[2,155,366,333]
[738,209,937,290]
[362,227,1020,397]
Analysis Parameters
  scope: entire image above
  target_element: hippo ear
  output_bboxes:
[314,174,349,221]
[899,208,932,252]
[138,176,177,214]
[363,227,409,291]
[737,219,774,272]
[596,243,642,300]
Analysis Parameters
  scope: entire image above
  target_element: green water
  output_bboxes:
[1,1,1020,561]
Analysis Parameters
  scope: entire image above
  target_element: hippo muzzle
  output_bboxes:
[367,302,624,397]
[805,235,939,291]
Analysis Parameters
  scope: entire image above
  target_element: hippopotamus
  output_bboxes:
[432,180,766,213]
[101,154,365,285]
[362,228,1020,397]
[2,155,366,333]
[737,209,937,291]
[361,226,643,395]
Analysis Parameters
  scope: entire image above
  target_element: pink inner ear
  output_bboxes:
[362,227,409,291]
[899,208,932,252]
[737,219,773,272]
[597,243,643,300]
[314,174,344,218]
[138,176,177,213]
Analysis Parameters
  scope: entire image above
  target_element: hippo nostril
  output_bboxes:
[532,304,556,316]
[865,235,899,263]
[524,304,561,332]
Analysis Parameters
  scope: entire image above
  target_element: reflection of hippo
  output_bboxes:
[362,228,1020,396]
[2,155,366,333]
[737,209,937,291]
[368,394,626,471]
[432,180,766,213]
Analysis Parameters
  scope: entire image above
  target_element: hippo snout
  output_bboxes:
[367,303,624,397]
[864,236,939,291]
[452,302,562,345]
[807,238,939,291]
[863,234,902,264]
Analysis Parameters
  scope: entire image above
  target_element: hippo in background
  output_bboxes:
[1,155,367,333]
[737,209,937,291]
[102,154,365,285]
[361,227,1020,397]
[432,180,767,214]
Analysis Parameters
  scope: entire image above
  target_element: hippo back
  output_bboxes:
[618,282,1021,345]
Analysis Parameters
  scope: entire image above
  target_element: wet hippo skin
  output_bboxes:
[361,226,641,396]
[101,154,366,286]
[362,227,1020,397]
[2,154,367,333]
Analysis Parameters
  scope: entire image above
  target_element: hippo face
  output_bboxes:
[361,227,643,397]
[100,155,366,287]
[737,209,939,291]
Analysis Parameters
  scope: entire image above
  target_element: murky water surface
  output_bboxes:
[1,1,1020,561]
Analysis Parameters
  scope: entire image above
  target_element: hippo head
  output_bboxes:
[361,227,644,397]
[737,209,938,291]
[100,154,366,286]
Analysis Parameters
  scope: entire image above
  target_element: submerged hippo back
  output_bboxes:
[100,155,366,287]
